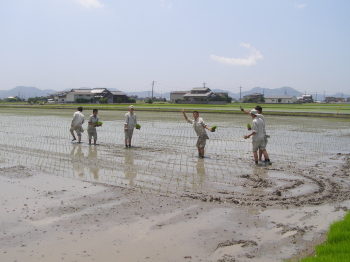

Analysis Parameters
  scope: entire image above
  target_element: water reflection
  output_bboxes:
[253,166,268,178]
[194,158,206,188]
[70,144,84,177]
[124,150,136,186]
[88,145,99,180]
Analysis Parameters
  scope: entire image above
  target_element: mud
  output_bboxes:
[1,108,350,261]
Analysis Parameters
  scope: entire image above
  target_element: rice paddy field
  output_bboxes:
[0,107,349,196]
[2,101,350,115]
[1,106,350,261]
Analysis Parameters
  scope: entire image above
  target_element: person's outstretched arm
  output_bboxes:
[181,109,188,121]
[240,106,250,114]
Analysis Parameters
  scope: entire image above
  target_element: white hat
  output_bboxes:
[129,105,134,109]
[250,109,258,115]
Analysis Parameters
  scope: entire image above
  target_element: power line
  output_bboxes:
[154,81,184,90]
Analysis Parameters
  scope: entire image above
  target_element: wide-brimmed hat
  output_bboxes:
[250,109,258,115]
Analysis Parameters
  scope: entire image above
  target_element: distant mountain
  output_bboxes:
[0,86,122,99]
[0,86,57,100]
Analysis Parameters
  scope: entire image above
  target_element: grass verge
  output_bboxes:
[296,212,350,261]
[1,102,350,118]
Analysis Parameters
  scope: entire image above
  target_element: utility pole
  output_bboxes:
[151,81,154,100]
[203,82,206,88]
[316,92,317,101]
[239,86,242,101]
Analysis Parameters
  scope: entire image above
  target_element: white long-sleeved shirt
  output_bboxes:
[256,114,266,136]
[72,111,84,126]
[187,117,208,136]
[251,117,265,141]
[88,114,99,130]
[124,112,137,129]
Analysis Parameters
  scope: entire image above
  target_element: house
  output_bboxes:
[297,94,313,103]
[7,96,21,101]
[107,91,128,103]
[183,87,216,101]
[170,91,188,102]
[265,95,297,103]
[91,88,110,100]
[243,93,264,103]
[50,91,68,103]
[325,97,345,103]
[66,89,95,103]
[170,87,226,104]
[214,92,229,97]
[50,88,129,103]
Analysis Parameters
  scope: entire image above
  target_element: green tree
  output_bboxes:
[99,98,108,104]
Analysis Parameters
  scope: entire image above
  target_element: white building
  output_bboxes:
[265,95,297,103]
[66,89,94,102]
[169,91,188,102]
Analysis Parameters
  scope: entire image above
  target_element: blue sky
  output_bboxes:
[0,0,349,94]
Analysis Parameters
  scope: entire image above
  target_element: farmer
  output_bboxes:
[124,105,137,148]
[182,109,212,158]
[244,109,271,166]
[87,109,100,145]
[241,105,268,162]
[70,106,84,143]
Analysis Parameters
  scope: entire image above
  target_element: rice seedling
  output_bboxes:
[210,126,217,132]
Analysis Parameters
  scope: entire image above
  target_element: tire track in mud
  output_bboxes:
[181,154,350,208]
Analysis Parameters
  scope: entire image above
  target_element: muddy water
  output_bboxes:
[1,107,350,261]
[1,108,349,202]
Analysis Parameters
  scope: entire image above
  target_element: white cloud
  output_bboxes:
[211,43,263,66]
[74,0,104,8]
[295,3,306,8]
[160,0,173,8]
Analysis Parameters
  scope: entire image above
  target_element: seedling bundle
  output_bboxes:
[136,124,141,130]
[210,126,217,132]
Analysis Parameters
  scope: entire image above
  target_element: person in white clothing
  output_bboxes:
[244,109,271,166]
[241,105,268,162]
[87,109,99,145]
[124,105,137,148]
[70,106,84,143]
[182,109,212,158]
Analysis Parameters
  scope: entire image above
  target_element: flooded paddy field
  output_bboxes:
[1,107,350,262]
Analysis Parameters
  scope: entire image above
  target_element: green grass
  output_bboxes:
[299,212,350,262]
[1,101,350,117]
